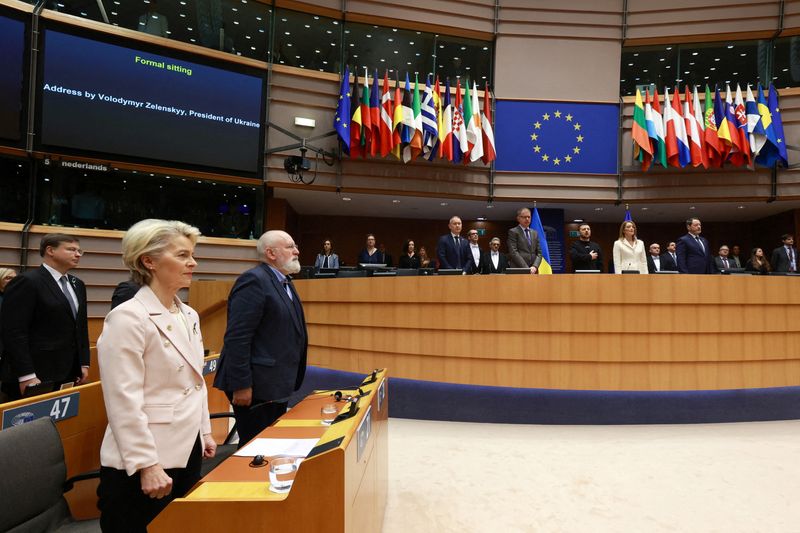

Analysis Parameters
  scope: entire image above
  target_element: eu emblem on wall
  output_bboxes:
[494,100,619,174]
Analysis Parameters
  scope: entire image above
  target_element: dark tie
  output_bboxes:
[59,276,77,318]
[454,235,459,247]
[323,255,329,269]
[282,277,293,301]
[695,236,705,254]
[524,228,531,247]
[723,258,729,269]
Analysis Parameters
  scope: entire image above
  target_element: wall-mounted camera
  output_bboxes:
[283,155,311,175]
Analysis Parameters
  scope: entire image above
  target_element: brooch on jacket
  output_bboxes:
[193,323,198,335]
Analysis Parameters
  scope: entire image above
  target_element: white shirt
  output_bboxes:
[470,244,480,265]
[651,255,660,271]
[491,251,500,270]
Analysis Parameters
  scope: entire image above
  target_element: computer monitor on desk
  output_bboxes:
[575,269,601,274]
[359,263,387,269]
[436,268,462,276]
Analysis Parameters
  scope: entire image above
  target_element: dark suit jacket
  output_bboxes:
[465,245,484,274]
[1,265,90,390]
[214,263,308,402]
[770,246,798,273]
[110,279,141,310]
[676,234,713,274]
[436,234,470,271]
[713,256,737,273]
[507,226,542,269]
[659,253,677,271]
[480,252,509,274]
[398,254,420,269]
[569,240,603,271]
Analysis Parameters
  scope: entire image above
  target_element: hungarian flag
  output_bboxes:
[703,85,723,167]
[440,78,454,161]
[481,82,496,165]
[650,87,667,167]
[379,71,394,157]
[467,81,484,163]
[369,68,381,157]
[632,87,652,169]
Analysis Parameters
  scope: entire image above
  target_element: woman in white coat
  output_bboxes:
[612,220,648,274]
[97,219,216,531]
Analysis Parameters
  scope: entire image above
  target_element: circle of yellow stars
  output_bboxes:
[529,110,585,167]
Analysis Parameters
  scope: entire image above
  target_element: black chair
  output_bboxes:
[200,412,239,477]
[0,417,100,532]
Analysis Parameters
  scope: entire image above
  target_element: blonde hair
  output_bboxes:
[0,267,16,290]
[618,220,637,240]
[122,219,200,285]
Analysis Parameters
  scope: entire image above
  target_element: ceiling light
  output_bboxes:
[440,202,448,206]
[342,197,351,201]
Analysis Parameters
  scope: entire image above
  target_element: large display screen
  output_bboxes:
[0,14,26,142]
[38,28,265,174]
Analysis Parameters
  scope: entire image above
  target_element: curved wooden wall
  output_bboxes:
[294,275,800,391]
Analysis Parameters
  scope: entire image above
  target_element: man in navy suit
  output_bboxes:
[676,217,713,274]
[436,216,470,272]
[214,230,308,447]
[1,233,90,399]
[770,234,798,273]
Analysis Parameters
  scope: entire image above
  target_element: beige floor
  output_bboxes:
[382,418,800,533]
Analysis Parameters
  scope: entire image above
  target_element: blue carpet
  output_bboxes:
[289,366,800,425]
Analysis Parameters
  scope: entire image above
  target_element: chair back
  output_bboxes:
[0,418,71,532]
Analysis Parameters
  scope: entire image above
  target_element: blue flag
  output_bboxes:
[755,84,784,168]
[334,66,351,154]
[494,101,618,174]
[769,84,789,167]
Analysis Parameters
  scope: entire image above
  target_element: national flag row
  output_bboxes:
[631,83,788,171]
[333,66,497,165]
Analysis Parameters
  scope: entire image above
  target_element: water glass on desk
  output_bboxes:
[321,403,338,425]
[269,456,301,493]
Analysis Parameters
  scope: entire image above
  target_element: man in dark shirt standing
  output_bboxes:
[569,223,603,272]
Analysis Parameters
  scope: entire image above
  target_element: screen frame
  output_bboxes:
[0,6,31,149]
[34,20,267,179]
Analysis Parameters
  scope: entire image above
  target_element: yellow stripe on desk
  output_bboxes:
[186,482,288,500]
[274,419,326,427]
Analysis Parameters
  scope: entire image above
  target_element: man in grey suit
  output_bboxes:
[713,244,735,273]
[507,207,542,274]
[214,230,308,448]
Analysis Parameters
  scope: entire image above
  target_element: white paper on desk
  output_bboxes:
[233,438,320,458]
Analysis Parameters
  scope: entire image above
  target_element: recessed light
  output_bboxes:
[573,219,584,223]
[737,205,745,209]
[440,202,448,206]
[392,199,400,203]
[342,197,351,201]
[594,207,603,211]
[641,207,648,211]
[689,206,696,210]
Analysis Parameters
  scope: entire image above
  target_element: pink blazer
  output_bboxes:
[98,285,211,475]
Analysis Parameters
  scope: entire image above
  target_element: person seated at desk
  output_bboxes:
[314,239,339,270]
[713,244,735,273]
[418,246,432,269]
[612,220,648,274]
[96,219,216,531]
[398,240,420,269]
[745,247,771,274]
[358,234,382,264]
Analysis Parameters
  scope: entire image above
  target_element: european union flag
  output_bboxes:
[334,66,351,155]
[494,100,619,174]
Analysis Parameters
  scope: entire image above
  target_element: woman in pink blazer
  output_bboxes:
[97,219,216,531]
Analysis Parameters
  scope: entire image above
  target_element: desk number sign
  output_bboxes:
[2,392,80,429]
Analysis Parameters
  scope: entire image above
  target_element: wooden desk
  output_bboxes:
[150,370,389,533]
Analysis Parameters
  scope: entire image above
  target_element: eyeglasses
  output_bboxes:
[64,246,83,255]
[270,244,298,251]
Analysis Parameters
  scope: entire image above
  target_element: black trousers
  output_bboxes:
[97,438,202,532]
[229,398,288,449]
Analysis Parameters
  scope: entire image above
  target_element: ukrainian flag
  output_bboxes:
[532,208,552,275]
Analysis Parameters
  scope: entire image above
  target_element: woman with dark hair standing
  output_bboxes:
[398,240,420,269]
[745,247,771,274]
[314,239,340,270]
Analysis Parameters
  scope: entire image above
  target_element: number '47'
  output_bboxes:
[50,397,71,419]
